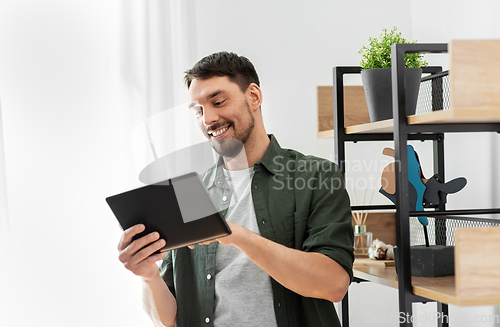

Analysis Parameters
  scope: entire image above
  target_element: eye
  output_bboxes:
[213,99,226,107]
[192,105,203,117]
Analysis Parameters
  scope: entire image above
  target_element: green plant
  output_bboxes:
[359,27,428,70]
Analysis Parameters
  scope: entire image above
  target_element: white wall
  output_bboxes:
[0,1,152,326]
[0,0,498,326]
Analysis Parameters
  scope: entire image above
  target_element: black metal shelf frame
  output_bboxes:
[334,43,500,327]
[393,44,449,327]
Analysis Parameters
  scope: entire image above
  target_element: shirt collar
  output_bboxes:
[255,134,283,175]
[205,134,284,188]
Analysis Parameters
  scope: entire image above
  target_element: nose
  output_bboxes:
[203,106,219,127]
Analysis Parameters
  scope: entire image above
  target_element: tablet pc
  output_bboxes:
[106,172,231,252]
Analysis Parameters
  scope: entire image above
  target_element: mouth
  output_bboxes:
[208,125,230,139]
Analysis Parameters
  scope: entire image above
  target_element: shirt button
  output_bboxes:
[205,317,210,323]
[222,196,228,201]
[254,185,258,189]
[262,220,266,225]
[207,274,212,280]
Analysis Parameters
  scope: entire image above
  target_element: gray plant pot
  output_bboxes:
[361,67,422,122]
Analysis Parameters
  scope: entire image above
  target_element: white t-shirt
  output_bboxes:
[213,167,277,327]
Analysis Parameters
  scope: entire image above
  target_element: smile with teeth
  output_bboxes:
[210,126,229,137]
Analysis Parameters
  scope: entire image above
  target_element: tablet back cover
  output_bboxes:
[106,173,230,251]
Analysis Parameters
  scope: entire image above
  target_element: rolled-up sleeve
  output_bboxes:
[300,162,355,282]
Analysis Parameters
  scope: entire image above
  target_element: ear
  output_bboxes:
[246,83,263,112]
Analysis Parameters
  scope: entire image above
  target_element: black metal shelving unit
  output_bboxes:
[333,43,500,327]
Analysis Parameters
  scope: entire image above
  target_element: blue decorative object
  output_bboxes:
[407,145,428,227]
[378,145,467,248]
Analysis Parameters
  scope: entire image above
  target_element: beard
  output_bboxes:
[209,101,255,158]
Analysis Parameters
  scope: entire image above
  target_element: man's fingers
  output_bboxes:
[126,231,160,255]
[116,224,168,279]
[117,224,145,251]
[122,238,166,271]
[129,251,167,277]
[133,238,166,264]
[118,231,161,264]
[187,239,218,249]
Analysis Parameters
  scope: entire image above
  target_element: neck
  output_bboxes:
[224,131,270,171]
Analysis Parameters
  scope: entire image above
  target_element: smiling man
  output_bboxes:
[189,75,259,161]
[118,52,354,327]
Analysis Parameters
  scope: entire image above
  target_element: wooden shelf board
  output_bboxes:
[353,265,399,289]
[354,258,395,267]
[317,119,394,137]
[316,85,371,137]
[318,110,500,137]
[317,129,334,139]
[353,265,500,306]
[408,109,500,125]
[345,119,394,134]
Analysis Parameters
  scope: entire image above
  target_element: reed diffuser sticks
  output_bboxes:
[352,188,375,226]
[353,188,375,257]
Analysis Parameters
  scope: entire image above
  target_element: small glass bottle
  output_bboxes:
[354,225,373,257]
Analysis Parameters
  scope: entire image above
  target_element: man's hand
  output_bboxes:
[117,224,167,281]
[187,221,242,249]
[118,225,177,327]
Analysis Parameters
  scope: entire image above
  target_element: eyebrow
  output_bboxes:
[188,90,226,109]
[206,90,225,100]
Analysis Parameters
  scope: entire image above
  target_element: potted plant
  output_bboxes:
[359,27,428,122]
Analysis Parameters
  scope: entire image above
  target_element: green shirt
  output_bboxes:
[159,135,354,327]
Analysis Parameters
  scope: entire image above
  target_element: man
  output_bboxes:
[118,52,354,327]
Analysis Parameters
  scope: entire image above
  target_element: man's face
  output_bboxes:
[188,76,255,158]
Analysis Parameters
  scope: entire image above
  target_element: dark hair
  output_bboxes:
[184,52,260,92]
